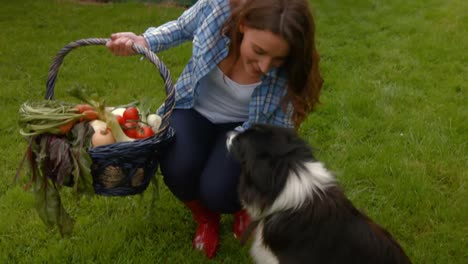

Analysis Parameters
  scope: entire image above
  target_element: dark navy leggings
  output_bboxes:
[159,109,243,214]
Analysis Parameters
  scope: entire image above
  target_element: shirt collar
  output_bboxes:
[261,66,286,80]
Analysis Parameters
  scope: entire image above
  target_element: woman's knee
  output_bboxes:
[199,184,241,213]
[159,158,201,200]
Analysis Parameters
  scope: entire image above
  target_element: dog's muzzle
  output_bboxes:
[226,131,239,151]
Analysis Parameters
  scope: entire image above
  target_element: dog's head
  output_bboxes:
[227,124,316,217]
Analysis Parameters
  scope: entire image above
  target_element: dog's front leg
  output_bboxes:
[250,222,279,264]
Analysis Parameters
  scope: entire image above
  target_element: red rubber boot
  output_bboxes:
[233,209,251,240]
[184,201,220,259]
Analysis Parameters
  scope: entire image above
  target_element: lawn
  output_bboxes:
[0,0,466,263]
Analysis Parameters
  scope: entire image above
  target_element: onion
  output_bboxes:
[90,111,135,143]
[147,114,162,133]
[111,107,126,117]
[91,128,116,147]
[89,120,116,147]
[89,120,107,132]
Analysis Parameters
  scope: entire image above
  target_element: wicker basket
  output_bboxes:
[45,38,175,196]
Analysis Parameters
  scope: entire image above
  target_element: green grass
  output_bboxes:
[0,0,466,263]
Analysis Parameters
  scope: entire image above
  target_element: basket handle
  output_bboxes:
[45,37,175,136]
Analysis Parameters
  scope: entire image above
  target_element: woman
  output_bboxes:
[106,0,323,258]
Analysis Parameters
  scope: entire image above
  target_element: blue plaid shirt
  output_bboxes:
[143,0,294,130]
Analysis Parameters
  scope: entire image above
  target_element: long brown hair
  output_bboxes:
[223,0,323,129]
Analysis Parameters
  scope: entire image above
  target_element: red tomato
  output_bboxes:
[136,126,155,139]
[123,107,140,122]
[115,115,125,125]
[123,122,139,138]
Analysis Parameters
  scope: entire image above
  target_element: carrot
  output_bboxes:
[74,104,95,113]
[58,120,77,134]
[81,110,98,121]
[19,97,101,136]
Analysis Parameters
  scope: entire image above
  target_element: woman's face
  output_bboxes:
[239,25,290,80]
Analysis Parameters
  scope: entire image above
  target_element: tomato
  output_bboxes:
[123,121,139,138]
[136,126,155,139]
[115,115,125,125]
[142,126,155,138]
[123,107,140,122]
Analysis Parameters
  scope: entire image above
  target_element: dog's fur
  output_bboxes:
[227,124,411,264]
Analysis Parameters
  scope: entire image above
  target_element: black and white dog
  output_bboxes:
[227,124,411,264]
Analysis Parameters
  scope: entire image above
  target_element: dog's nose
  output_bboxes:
[226,131,239,151]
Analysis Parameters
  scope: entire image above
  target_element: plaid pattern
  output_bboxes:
[143,0,294,130]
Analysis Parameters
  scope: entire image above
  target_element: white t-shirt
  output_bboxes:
[194,66,260,123]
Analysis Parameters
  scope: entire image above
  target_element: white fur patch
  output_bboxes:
[250,222,279,264]
[267,161,335,215]
[248,162,335,263]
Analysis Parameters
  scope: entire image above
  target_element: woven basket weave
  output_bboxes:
[45,38,175,196]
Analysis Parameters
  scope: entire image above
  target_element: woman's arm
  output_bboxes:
[106,0,212,55]
[143,0,211,52]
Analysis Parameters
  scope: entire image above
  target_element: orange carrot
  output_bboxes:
[81,110,98,121]
[58,120,77,134]
[74,104,95,113]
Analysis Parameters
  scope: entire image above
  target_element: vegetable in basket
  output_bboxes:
[18,86,162,145]
[18,100,98,136]
[68,86,162,143]
[67,86,136,143]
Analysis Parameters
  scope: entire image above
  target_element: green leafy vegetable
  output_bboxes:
[18,120,95,236]
[29,135,75,237]
[69,122,95,196]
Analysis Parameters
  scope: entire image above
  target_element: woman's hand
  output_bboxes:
[106,32,148,56]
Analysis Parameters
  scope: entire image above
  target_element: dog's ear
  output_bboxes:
[246,158,272,194]
[247,156,290,201]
